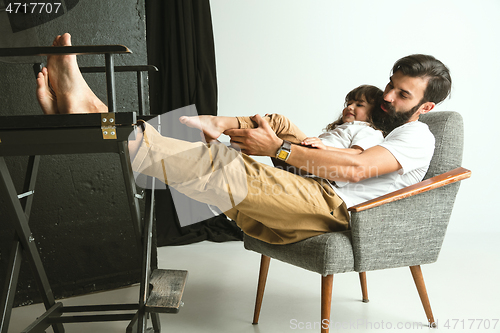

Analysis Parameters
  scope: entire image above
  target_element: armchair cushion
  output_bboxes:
[244,230,354,275]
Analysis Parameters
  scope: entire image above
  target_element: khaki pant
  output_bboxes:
[132,117,348,245]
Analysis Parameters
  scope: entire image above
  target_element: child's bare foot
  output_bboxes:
[179,115,228,142]
[46,33,108,114]
[36,67,58,114]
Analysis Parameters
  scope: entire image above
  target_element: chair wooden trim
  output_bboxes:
[349,167,471,212]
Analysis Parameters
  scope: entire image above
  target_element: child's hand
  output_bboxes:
[301,137,327,149]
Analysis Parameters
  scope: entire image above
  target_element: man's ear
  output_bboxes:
[419,101,435,115]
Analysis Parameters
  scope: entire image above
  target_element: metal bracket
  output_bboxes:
[101,113,117,140]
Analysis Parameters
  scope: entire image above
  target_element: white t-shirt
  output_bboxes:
[319,121,384,150]
[332,121,435,208]
[318,121,384,188]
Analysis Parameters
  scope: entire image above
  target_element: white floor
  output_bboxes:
[7,231,500,333]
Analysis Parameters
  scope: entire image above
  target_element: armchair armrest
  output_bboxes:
[348,167,471,213]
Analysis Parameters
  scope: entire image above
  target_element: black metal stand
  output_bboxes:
[0,46,187,333]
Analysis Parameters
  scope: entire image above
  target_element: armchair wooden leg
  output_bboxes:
[321,274,334,333]
[252,255,271,325]
[409,265,436,328]
[359,272,369,303]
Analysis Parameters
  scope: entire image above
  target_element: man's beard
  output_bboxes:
[371,101,422,135]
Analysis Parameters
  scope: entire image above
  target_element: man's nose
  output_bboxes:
[384,90,395,103]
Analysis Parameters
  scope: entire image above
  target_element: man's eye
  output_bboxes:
[400,93,407,99]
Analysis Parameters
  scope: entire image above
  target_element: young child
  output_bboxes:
[179,84,384,154]
[302,84,384,153]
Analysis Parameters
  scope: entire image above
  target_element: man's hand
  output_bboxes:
[224,114,283,156]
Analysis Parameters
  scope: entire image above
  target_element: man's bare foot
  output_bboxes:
[46,33,108,114]
[179,115,239,142]
[36,67,58,114]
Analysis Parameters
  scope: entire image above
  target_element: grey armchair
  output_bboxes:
[244,111,471,332]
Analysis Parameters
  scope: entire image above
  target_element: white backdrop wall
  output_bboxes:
[210,0,500,233]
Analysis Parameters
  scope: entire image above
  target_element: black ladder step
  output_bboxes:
[146,269,188,314]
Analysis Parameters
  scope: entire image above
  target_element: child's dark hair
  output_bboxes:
[325,85,383,131]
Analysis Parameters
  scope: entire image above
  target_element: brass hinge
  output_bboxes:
[101,113,117,139]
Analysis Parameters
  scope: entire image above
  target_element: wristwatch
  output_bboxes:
[276,140,292,161]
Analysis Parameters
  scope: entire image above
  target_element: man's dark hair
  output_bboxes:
[392,54,452,104]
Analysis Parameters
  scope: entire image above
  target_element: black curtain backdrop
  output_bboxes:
[145,0,243,245]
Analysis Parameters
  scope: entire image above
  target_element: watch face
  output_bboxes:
[277,150,290,160]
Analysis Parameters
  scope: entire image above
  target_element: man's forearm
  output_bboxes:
[285,144,363,182]
[325,146,363,155]
[284,144,400,183]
